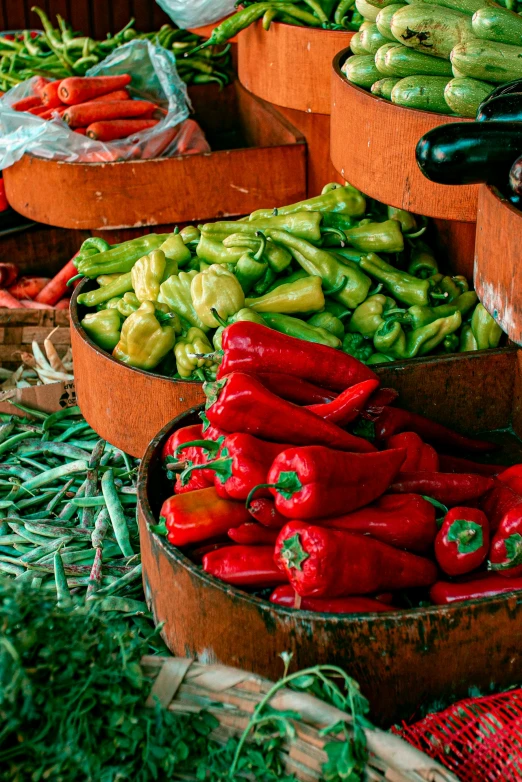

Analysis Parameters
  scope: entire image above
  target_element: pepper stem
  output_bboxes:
[246,483,278,510]
[323,276,348,296]
[254,231,267,261]
[66,273,84,287]
[447,519,483,554]
[280,533,309,571]
[246,471,303,509]
[321,227,347,247]
[489,532,522,571]
[174,439,221,458]
[430,291,449,300]
[210,308,228,328]
[180,456,232,487]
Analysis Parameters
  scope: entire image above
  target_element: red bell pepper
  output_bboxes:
[161,487,250,546]
[306,378,380,425]
[182,433,290,501]
[162,424,214,495]
[275,522,438,597]
[203,545,288,587]
[162,423,204,463]
[435,506,489,576]
[248,497,287,529]
[257,373,337,405]
[269,585,393,613]
[228,523,279,545]
[257,445,406,520]
[497,464,522,496]
[320,493,437,553]
[430,576,522,605]
[199,410,228,443]
[489,505,522,577]
[218,321,378,391]
[438,454,501,477]
[205,373,376,453]
[389,472,494,506]
[386,432,439,472]
[373,406,496,453]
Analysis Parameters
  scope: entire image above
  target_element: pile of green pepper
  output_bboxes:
[0,9,233,92]
[74,183,504,380]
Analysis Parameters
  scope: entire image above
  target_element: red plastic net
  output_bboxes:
[393,688,522,781]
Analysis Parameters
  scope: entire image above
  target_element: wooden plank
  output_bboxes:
[131,0,152,34]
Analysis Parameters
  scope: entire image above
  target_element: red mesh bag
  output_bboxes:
[393,689,522,781]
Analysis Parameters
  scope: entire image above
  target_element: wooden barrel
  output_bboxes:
[238,22,354,197]
[70,280,205,458]
[138,347,522,727]
[330,49,477,277]
[475,185,522,345]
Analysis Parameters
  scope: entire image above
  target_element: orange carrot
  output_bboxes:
[74,127,87,135]
[140,125,179,159]
[0,289,25,309]
[86,118,159,141]
[63,100,156,128]
[35,259,78,306]
[42,80,63,108]
[8,277,50,300]
[54,298,71,310]
[58,75,132,105]
[33,77,50,98]
[177,119,209,155]
[91,89,130,103]
[40,106,66,120]
[12,96,42,112]
[0,263,18,288]
[27,105,48,116]
[18,300,54,309]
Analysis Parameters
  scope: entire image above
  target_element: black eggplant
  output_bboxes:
[509,155,522,195]
[477,93,522,122]
[481,78,522,105]
[416,122,522,185]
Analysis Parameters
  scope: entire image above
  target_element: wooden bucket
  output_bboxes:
[474,185,522,345]
[330,49,477,278]
[142,655,458,781]
[238,22,354,197]
[138,347,522,727]
[3,82,306,231]
[70,279,205,458]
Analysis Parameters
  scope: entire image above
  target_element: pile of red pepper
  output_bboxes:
[156,322,522,613]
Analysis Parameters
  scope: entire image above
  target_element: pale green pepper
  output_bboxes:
[113,301,176,371]
[158,270,208,332]
[81,309,121,352]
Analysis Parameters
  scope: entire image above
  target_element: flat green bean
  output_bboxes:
[101,469,133,558]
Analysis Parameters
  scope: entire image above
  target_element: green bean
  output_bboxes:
[17,491,58,510]
[17,457,47,472]
[21,521,92,539]
[19,460,88,493]
[59,479,87,520]
[0,465,35,481]
[91,507,110,549]
[54,550,71,605]
[7,403,48,420]
[101,469,133,558]
[81,439,105,529]
[72,495,137,507]
[98,596,148,613]
[7,523,52,545]
[95,563,142,596]
[0,534,23,545]
[20,537,72,564]
[16,441,91,460]
[42,405,81,432]
[86,546,103,600]
[54,422,93,441]
[0,430,37,456]
[0,561,25,576]
[0,500,19,510]
[46,478,75,516]
[0,422,15,443]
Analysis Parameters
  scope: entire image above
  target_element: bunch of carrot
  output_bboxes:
[12,74,162,142]
[0,258,78,310]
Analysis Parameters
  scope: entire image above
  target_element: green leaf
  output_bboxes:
[280,534,309,571]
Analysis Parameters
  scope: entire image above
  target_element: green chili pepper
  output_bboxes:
[373,311,462,359]
[76,235,169,278]
[348,294,401,339]
[342,220,404,253]
[398,292,478,331]
[202,212,323,243]
[408,241,439,279]
[262,313,341,348]
[442,333,460,353]
[470,303,503,350]
[335,0,356,24]
[77,273,133,308]
[355,253,431,307]
[308,311,345,338]
[249,183,366,220]
[387,206,418,234]
[459,324,478,352]
[196,235,245,265]
[366,352,395,364]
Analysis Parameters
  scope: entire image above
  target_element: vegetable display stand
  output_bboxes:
[138,347,522,727]
[0,308,69,371]
[141,656,457,781]
[475,186,522,345]
[330,50,477,278]
[70,280,205,458]
[238,22,354,197]
[3,82,306,230]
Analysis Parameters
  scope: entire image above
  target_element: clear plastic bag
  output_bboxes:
[0,39,210,168]
[155,0,236,29]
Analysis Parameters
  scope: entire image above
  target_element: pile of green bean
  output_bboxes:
[0,404,144,614]
[0,8,233,92]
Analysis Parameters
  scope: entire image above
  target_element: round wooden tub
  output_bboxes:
[475,185,522,345]
[70,279,205,458]
[138,387,522,728]
[330,49,477,276]
[238,22,354,197]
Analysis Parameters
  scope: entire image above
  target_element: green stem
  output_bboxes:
[245,483,277,509]
[174,440,221,457]
[323,276,347,296]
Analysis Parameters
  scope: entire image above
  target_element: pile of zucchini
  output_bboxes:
[343,0,522,116]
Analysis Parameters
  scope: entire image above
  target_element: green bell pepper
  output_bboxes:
[81,309,122,352]
[308,311,345,339]
[158,270,208,331]
[248,183,366,220]
[113,301,176,371]
[348,294,401,339]
[160,233,191,268]
[470,303,503,350]
[442,333,460,353]
[265,229,371,310]
[262,312,341,348]
[342,332,375,363]
[373,310,462,359]
[233,234,268,293]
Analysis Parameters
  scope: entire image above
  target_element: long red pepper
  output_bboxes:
[228,523,279,545]
[205,373,376,453]
[497,464,522,495]
[389,472,494,505]
[373,406,496,453]
[364,387,399,414]
[181,433,290,501]
[435,506,489,576]
[203,545,288,587]
[269,585,393,613]
[258,445,406,519]
[306,378,380,425]
[218,322,378,391]
[162,423,205,463]
[161,487,250,546]
[320,494,437,553]
[248,497,287,529]
[257,373,337,405]
[430,576,522,605]
[482,480,522,532]
[489,505,522,577]
[199,411,228,443]
[438,454,501,476]
[275,522,438,597]
[387,432,439,472]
